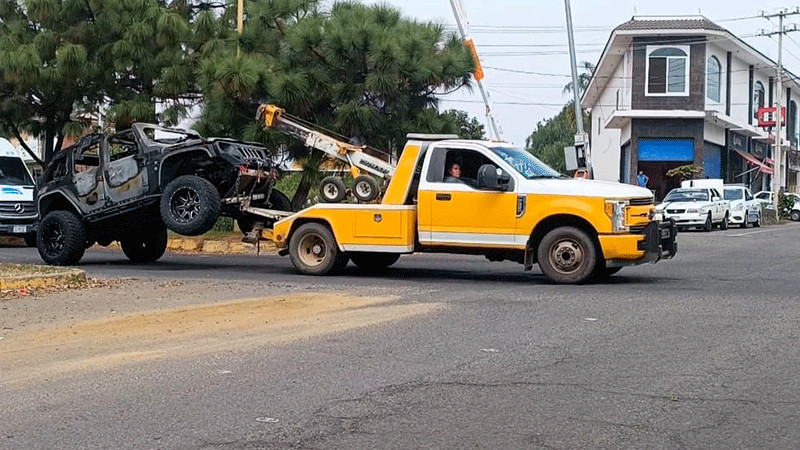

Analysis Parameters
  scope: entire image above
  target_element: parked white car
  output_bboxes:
[723,185,761,228]
[753,191,800,209]
[656,187,731,231]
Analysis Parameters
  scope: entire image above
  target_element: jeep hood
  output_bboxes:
[519,178,653,200]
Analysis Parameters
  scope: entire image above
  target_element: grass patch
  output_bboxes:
[0,264,72,278]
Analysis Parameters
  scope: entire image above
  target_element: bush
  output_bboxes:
[211,217,234,232]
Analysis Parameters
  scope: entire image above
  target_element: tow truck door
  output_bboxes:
[417,143,518,247]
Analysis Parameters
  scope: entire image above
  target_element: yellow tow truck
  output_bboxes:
[248,105,676,284]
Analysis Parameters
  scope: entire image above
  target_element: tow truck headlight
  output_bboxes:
[605,200,629,233]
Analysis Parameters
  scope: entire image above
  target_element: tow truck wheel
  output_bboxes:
[37,210,86,266]
[350,252,400,271]
[319,176,346,203]
[537,227,597,284]
[289,223,348,275]
[352,175,379,203]
[120,224,168,263]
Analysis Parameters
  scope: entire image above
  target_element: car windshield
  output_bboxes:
[664,189,709,202]
[723,188,743,201]
[490,147,562,179]
[0,156,34,186]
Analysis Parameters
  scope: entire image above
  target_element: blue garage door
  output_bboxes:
[638,138,694,162]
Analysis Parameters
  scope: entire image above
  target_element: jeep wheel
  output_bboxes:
[289,223,348,275]
[537,226,597,284]
[160,175,221,236]
[120,224,168,263]
[350,252,400,271]
[37,210,86,266]
[238,189,293,235]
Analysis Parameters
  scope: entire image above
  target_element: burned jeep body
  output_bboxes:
[36,123,290,265]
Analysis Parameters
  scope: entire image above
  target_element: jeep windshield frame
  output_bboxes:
[132,123,202,149]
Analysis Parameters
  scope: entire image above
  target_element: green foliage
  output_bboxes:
[211,217,234,232]
[666,165,704,181]
[778,191,795,219]
[196,1,476,208]
[524,102,589,174]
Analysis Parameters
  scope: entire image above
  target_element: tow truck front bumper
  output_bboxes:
[637,219,677,264]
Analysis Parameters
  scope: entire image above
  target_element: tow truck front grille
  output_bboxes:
[630,197,654,206]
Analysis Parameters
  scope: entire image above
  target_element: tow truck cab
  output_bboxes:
[270,135,676,284]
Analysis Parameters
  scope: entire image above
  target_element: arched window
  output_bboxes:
[647,46,689,95]
[753,81,766,119]
[706,56,721,102]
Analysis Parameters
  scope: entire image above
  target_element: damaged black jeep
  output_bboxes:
[36,123,291,265]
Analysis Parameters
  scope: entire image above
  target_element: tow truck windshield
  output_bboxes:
[491,147,562,179]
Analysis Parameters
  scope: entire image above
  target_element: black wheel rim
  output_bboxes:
[171,187,200,223]
[42,221,65,257]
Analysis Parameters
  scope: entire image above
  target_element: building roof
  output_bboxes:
[615,17,726,32]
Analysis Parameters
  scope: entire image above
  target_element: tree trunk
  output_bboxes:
[290,151,324,211]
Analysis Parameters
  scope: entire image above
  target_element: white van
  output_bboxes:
[0,138,37,245]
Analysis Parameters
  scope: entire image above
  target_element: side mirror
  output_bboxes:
[477,164,501,190]
[712,196,720,202]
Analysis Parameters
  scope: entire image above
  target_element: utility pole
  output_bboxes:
[237,0,244,57]
[448,0,503,141]
[758,7,800,220]
[564,0,591,177]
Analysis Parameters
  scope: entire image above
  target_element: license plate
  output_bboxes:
[660,228,671,239]
[12,225,27,233]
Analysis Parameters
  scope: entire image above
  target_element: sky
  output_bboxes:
[356,0,800,147]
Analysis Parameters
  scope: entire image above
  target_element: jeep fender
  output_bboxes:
[158,148,215,188]
[38,190,83,217]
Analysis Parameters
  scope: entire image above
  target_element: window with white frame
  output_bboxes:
[706,56,721,102]
[753,81,765,119]
[647,46,690,95]
[790,100,798,144]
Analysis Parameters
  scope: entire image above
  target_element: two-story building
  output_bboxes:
[582,16,800,200]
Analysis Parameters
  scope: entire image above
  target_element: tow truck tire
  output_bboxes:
[160,175,221,236]
[352,175,379,203]
[537,226,597,284]
[237,189,293,235]
[37,210,86,266]
[289,223,348,275]
[120,224,168,263]
[350,252,400,271]
[319,176,347,203]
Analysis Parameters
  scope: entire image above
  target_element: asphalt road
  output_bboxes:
[2,224,800,449]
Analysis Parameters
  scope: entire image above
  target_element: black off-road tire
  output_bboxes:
[350,252,400,271]
[288,222,348,275]
[120,224,168,263]
[238,189,293,235]
[319,176,347,203]
[352,175,380,203]
[37,210,86,266]
[160,175,221,236]
[23,232,37,247]
[537,226,598,284]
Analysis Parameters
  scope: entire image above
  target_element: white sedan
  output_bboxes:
[723,185,761,228]
[656,187,731,231]
[754,191,800,221]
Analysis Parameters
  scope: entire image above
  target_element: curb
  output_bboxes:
[97,238,279,255]
[0,268,87,292]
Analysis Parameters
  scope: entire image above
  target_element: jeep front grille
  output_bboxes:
[236,146,268,161]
